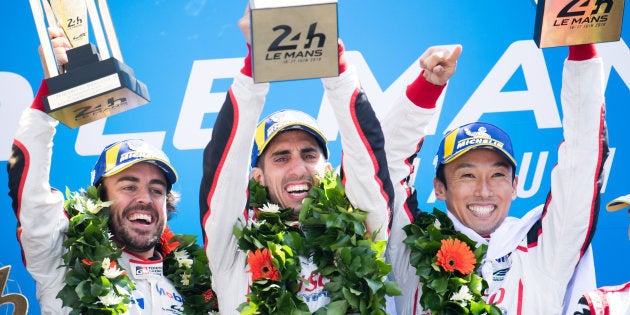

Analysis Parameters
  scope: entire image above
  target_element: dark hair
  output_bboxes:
[254,153,265,169]
[435,164,448,189]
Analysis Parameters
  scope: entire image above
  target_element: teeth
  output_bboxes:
[468,205,494,215]
[128,213,152,223]
[287,184,309,193]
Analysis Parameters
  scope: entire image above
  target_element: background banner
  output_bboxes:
[1,1,628,313]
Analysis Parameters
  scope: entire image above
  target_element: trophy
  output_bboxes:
[28,0,150,128]
[249,0,339,83]
[534,0,625,48]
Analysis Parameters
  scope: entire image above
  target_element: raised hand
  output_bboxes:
[419,45,462,86]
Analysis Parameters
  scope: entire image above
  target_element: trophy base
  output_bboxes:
[43,56,150,128]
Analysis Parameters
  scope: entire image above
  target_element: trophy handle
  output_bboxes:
[29,0,59,77]
[30,0,125,77]
[85,0,109,60]
[97,0,123,62]
[84,0,123,61]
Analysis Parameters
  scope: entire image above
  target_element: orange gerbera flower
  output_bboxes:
[247,248,279,281]
[160,225,180,256]
[435,238,476,275]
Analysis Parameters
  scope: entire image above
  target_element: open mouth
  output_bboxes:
[127,213,154,225]
[468,204,494,216]
[286,183,310,198]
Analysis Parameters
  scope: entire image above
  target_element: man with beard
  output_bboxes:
[7,26,187,314]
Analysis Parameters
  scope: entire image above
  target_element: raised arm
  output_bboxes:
[537,44,607,308]
[7,27,73,313]
[321,40,394,241]
[198,6,270,312]
[382,45,461,315]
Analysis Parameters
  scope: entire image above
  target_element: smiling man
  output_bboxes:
[6,27,204,314]
[199,7,394,314]
[433,122,518,237]
[384,44,607,314]
[8,103,187,314]
[92,140,177,259]
[249,110,331,218]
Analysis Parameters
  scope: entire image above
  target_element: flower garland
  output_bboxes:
[58,186,218,314]
[160,226,219,314]
[402,208,502,315]
[234,171,401,314]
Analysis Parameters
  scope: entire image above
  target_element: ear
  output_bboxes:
[433,177,447,201]
[251,167,265,186]
[511,175,519,200]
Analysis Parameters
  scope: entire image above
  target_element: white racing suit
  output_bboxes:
[7,85,184,314]
[200,66,394,314]
[384,57,607,315]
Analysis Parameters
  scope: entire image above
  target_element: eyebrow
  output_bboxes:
[117,176,168,189]
[454,160,511,171]
[269,146,319,158]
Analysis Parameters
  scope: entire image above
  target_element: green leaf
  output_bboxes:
[325,300,348,315]
[429,276,449,294]
[444,301,469,315]
[238,172,395,314]
[364,277,383,293]
[384,281,402,296]
[469,274,485,295]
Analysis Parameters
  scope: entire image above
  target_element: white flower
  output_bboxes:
[101,258,111,270]
[74,200,86,213]
[114,284,130,297]
[70,191,81,200]
[260,203,280,213]
[98,290,124,306]
[102,258,125,279]
[174,250,193,269]
[178,258,194,269]
[181,273,191,286]
[451,285,473,302]
[433,219,441,230]
[103,265,124,279]
[174,250,190,261]
[85,198,101,214]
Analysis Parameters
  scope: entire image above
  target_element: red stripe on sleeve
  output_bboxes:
[347,89,392,234]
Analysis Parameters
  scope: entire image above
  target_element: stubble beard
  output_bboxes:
[110,204,164,254]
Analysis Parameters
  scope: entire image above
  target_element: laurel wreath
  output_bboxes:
[403,208,502,315]
[57,186,218,314]
[234,171,401,314]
